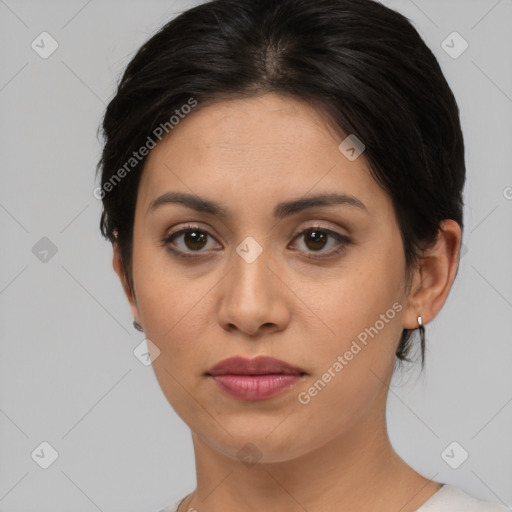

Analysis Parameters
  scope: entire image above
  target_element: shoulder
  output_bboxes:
[158,487,510,512]
[157,495,189,512]
[417,484,509,512]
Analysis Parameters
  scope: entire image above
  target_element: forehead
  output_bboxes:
[138,93,390,218]
[146,93,344,166]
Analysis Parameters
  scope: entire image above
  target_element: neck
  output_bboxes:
[179,393,441,512]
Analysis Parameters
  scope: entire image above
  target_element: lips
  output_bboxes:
[206,355,307,377]
[206,356,307,401]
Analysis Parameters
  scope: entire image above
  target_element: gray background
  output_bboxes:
[0,0,511,511]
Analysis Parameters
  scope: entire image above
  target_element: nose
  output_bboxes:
[216,244,291,337]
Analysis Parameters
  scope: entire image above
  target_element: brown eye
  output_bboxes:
[290,226,352,259]
[303,229,329,251]
[181,229,208,250]
[162,225,221,258]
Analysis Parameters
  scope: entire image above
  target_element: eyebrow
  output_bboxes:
[146,191,368,218]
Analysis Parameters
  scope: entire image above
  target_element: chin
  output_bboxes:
[194,423,324,465]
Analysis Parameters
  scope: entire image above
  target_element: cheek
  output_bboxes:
[136,274,208,352]
[132,249,224,391]
[293,282,403,438]
[298,244,405,392]
[134,258,212,418]
[315,242,404,338]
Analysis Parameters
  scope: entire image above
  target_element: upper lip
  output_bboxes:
[206,356,307,376]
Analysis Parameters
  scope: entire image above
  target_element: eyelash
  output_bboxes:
[160,223,352,261]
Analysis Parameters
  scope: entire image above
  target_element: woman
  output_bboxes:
[96,0,508,510]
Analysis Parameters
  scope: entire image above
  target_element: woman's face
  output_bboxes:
[119,93,416,462]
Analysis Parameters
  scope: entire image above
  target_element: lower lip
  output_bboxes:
[209,374,304,400]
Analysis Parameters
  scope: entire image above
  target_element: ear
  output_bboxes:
[403,219,462,329]
[112,241,141,325]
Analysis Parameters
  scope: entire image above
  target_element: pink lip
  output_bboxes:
[210,374,304,400]
[206,356,307,401]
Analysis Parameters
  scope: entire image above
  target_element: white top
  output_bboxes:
[159,484,509,512]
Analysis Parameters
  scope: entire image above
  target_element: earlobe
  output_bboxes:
[112,242,141,325]
[403,219,462,330]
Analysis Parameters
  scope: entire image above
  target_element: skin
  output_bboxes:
[113,93,461,512]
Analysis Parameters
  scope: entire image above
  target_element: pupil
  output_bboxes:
[305,230,327,251]
[185,230,207,250]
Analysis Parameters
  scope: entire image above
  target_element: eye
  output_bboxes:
[161,224,221,259]
[289,226,352,259]
[161,224,352,260]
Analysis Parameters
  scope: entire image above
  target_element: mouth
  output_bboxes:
[206,355,307,376]
[206,355,307,401]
